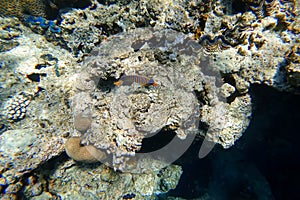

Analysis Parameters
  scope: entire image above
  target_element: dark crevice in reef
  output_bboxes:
[46,0,92,20]
[26,73,47,82]
[221,72,243,103]
[240,84,300,200]
[53,0,92,11]
[18,152,103,199]
[231,0,248,14]
[96,23,123,37]
[160,84,300,200]
[96,77,117,93]
[97,0,132,6]
[13,152,70,199]
[138,129,177,153]
[194,90,207,106]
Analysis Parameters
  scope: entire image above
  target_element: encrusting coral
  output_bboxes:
[65,137,107,163]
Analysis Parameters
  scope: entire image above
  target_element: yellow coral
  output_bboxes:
[0,0,52,18]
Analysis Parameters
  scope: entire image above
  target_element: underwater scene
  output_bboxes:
[0,0,299,199]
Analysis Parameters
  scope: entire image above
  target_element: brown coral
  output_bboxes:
[0,0,55,19]
[65,137,106,163]
[74,113,92,133]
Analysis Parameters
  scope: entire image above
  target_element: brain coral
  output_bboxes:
[0,0,56,19]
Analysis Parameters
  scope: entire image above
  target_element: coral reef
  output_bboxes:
[285,42,300,90]
[0,0,54,19]
[57,0,153,57]
[0,17,21,52]
[0,0,91,20]
[198,1,300,93]
[40,160,182,199]
[0,15,76,191]
[0,128,65,191]
[7,158,182,199]
[200,95,252,148]
[71,27,252,171]
[0,15,185,199]
[56,0,205,58]
[0,0,299,198]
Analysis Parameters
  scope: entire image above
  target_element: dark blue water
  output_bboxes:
[162,84,300,200]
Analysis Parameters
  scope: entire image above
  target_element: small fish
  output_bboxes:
[122,193,136,199]
[114,75,158,87]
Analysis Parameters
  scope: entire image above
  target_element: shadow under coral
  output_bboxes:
[162,84,300,200]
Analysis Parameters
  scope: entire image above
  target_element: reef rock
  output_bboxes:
[0,16,76,186]
[72,27,252,171]
[29,159,182,199]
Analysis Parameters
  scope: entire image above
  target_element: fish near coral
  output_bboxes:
[114,75,158,87]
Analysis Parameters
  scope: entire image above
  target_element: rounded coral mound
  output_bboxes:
[65,137,106,163]
[0,0,52,18]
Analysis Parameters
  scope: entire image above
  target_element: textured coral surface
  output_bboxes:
[0,0,50,18]
[71,27,252,171]
[0,0,299,199]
